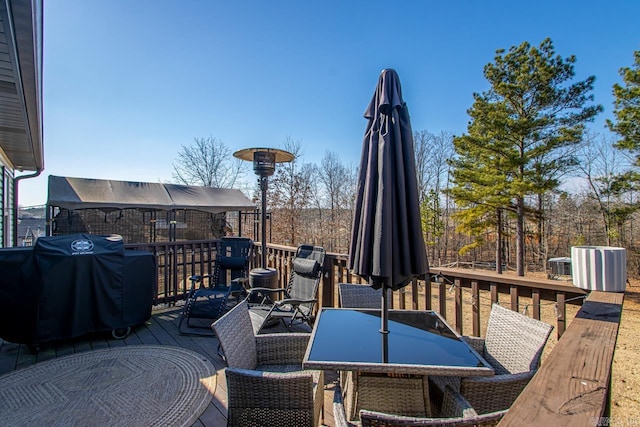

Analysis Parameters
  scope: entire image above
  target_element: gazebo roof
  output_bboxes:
[47,175,256,214]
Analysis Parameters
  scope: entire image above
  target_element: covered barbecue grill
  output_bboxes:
[0,233,156,350]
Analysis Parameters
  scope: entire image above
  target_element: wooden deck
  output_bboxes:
[0,306,338,427]
[0,282,622,426]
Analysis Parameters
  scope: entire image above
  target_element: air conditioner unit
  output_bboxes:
[571,246,626,292]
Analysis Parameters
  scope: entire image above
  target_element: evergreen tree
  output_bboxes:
[607,49,640,191]
[448,38,602,276]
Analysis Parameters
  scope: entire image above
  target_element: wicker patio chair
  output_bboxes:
[225,367,323,427]
[248,244,325,333]
[212,300,324,426]
[341,370,432,420]
[178,237,252,334]
[338,283,389,308]
[334,381,506,427]
[430,303,553,414]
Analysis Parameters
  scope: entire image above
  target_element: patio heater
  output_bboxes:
[233,147,294,292]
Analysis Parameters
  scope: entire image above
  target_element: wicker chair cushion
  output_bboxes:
[293,258,320,276]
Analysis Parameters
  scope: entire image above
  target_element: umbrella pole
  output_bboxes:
[380,283,389,363]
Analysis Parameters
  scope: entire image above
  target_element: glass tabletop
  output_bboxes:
[303,308,493,376]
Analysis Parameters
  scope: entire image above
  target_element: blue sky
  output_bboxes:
[18,0,640,206]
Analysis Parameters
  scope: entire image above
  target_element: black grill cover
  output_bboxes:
[0,234,156,347]
[34,234,126,342]
[0,247,39,344]
[123,250,157,326]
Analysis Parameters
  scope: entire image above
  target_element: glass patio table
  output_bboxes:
[302,308,494,419]
[303,308,494,376]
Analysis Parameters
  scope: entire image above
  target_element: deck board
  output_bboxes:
[0,306,336,426]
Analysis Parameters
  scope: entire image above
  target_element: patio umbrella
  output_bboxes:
[348,69,429,344]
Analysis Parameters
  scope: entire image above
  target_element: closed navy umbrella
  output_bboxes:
[348,69,429,344]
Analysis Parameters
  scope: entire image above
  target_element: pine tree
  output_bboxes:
[448,38,602,276]
[607,49,640,190]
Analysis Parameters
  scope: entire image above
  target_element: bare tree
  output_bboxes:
[318,150,355,252]
[269,137,315,246]
[306,165,325,246]
[577,131,631,245]
[172,136,246,188]
[414,130,454,263]
[414,130,453,202]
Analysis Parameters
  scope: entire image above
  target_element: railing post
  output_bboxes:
[556,292,566,338]
[411,279,419,310]
[454,279,463,334]
[490,282,498,304]
[532,288,541,320]
[425,275,432,311]
[438,280,447,320]
[321,259,334,308]
[337,259,346,285]
[472,280,480,337]
[510,285,519,312]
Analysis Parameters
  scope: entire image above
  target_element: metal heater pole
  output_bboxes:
[260,176,268,269]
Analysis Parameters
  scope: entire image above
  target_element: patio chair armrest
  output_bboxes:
[439,384,478,418]
[188,274,230,294]
[255,332,310,365]
[231,277,249,284]
[353,384,507,426]
[187,274,210,293]
[275,298,317,307]
[333,381,358,427]
[461,370,536,413]
[247,287,287,304]
[249,287,286,294]
[189,274,215,282]
[461,336,485,354]
[463,370,534,388]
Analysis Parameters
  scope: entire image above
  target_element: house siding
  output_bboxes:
[0,164,14,247]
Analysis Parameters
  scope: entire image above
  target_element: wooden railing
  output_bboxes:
[126,240,589,337]
[126,240,621,423]
[272,244,587,339]
[126,240,219,305]
[500,290,623,426]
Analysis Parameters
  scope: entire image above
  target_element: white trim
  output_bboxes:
[0,147,14,170]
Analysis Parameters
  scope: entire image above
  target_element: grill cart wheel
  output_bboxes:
[111,327,131,339]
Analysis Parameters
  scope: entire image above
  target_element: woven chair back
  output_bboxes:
[483,303,554,375]
[338,283,391,308]
[211,301,257,370]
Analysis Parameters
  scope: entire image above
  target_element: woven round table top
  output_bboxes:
[0,345,216,427]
